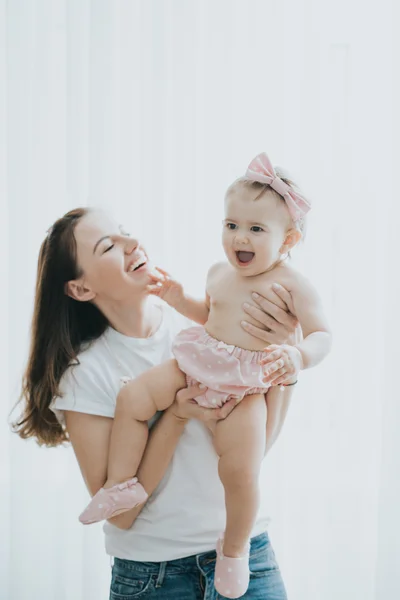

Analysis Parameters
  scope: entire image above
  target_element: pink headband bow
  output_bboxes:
[245,152,311,224]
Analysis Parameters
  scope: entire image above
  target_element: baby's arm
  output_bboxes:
[290,274,332,368]
[147,264,222,325]
[176,295,209,325]
[263,273,331,386]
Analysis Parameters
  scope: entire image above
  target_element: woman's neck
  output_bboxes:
[97,296,161,338]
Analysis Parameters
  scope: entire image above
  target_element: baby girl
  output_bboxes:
[80,152,331,599]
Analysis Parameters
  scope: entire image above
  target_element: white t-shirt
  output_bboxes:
[51,302,270,561]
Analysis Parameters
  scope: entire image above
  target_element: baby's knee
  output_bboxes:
[219,459,260,490]
[116,382,153,421]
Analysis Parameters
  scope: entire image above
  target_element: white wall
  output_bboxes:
[1,1,399,599]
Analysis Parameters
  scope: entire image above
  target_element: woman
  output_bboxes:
[14,207,299,599]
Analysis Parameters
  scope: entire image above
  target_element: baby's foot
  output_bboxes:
[214,536,250,598]
[79,477,148,525]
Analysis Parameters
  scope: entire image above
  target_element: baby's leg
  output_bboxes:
[214,394,266,557]
[79,360,186,524]
[106,359,186,487]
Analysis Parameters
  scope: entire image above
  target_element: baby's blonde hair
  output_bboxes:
[226,168,309,236]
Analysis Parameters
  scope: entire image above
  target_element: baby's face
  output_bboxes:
[222,185,292,277]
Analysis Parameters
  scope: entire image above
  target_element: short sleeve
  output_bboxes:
[51,359,116,426]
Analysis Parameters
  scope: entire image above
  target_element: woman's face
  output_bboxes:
[71,210,152,303]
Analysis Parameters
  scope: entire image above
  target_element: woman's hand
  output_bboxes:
[241,283,302,346]
[170,385,237,424]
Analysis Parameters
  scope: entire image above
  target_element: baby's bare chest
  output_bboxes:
[207,268,289,311]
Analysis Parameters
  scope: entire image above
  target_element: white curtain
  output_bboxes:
[1,1,399,599]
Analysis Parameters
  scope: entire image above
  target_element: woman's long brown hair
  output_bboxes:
[12,208,108,447]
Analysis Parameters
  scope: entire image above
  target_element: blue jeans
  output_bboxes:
[109,532,287,599]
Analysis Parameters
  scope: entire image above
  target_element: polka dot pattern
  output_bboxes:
[214,536,250,598]
[172,325,270,408]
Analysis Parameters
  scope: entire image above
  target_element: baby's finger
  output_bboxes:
[155,266,171,278]
[266,367,286,384]
[260,350,282,365]
[263,368,285,383]
[264,344,280,353]
[148,271,164,283]
[263,358,285,376]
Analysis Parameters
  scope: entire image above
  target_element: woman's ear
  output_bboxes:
[279,228,302,254]
[65,279,96,302]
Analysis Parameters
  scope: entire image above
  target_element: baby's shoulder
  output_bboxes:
[257,264,309,295]
[275,265,321,305]
[277,264,306,287]
[206,261,229,283]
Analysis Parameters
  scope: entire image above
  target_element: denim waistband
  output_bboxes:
[113,531,270,575]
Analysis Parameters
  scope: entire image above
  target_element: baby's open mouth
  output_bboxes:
[235,251,255,265]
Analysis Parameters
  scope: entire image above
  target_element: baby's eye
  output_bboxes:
[250,226,264,233]
[226,223,237,230]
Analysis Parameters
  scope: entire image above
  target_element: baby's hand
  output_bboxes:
[147,267,185,309]
[261,344,303,386]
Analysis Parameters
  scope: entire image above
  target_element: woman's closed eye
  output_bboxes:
[103,244,115,253]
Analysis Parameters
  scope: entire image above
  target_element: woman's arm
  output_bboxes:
[64,411,112,496]
[264,384,295,456]
[240,284,299,448]
[65,385,237,530]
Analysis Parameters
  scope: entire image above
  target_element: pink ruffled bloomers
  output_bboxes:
[172,326,270,408]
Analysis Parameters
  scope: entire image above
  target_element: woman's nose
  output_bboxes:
[124,237,139,254]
